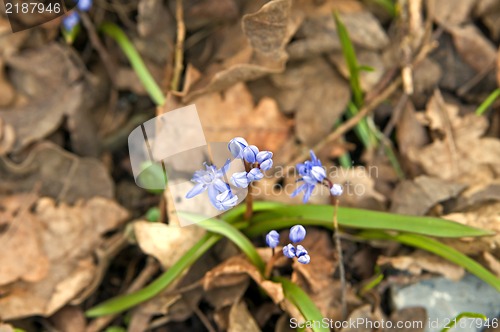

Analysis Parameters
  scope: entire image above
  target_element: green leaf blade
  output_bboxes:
[276,277,330,332]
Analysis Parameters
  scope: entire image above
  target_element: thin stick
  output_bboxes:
[170,0,185,92]
[333,198,347,320]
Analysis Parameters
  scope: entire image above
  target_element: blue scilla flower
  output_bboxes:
[296,245,310,264]
[330,183,343,197]
[257,151,273,170]
[186,160,237,210]
[266,230,280,248]
[283,243,296,258]
[291,150,327,203]
[228,137,248,159]
[213,190,238,211]
[77,0,92,11]
[62,11,80,31]
[243,145,259,164]
[230,168,263,188]
[289,224,306,243]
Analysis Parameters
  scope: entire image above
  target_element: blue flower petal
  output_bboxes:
[297,254,310,264]
[185,183,206,198]
[289,225,306,243]
[283,244,296,258]
[266,230,280,248]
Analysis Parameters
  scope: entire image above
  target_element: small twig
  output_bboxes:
[244,161,254,220]
[265,250,283,278]
[170,0,185,92]
[332,198,347,321]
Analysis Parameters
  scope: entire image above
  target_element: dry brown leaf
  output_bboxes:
[442,202,500,255]
[228,300,261,332]
[390,176,465,215]
[448,24,497,74]
[498,47,500,86]
[183,0,239,30]
[0,59,15,107]
[288,10,389,60]
[193,82,292,152]
[270,57,350,145]
[341,304,387,332]
[0,324,15,332]
[378,250,465,281]
[204,256,284,304]
[0,197,129,319]
[483,252,500,278]
[185,0,302,100]
[0,117,15,156]
[0,194,49,285]
[0,142,114,203]
[408,91,500,182]
[0,43,100,155]
[133,221,205,269]
[427,0,477,26]
[50,306,86,332]
[328,165,387,210]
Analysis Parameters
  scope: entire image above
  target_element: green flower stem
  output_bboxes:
[100,23,166,106]
[441,312,487,332]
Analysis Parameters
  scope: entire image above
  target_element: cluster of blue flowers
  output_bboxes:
[185,137,273,211]
[62,0,92,32]
[291,150,343,203]
[266,225,310,264]
[228,137,273,189]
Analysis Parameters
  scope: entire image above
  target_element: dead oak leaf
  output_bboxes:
[0,197,129,319]
[0,142,114,203]
[390,176,466,215]
[133,221,205,269]
[408,91,500,181]
[194,82,292,153]
[185,0,302,100]
[0,194,49,285]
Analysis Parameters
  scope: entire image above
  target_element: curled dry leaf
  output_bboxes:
[0,142,114,203]
[0,197,129,319]
[204,256,284,305]
[390,176,466,215]
[133,221,205,269]
[185,0,302,100]
[378,250,465,281]
[0,324,15,332]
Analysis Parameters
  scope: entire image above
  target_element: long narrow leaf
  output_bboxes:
[100,23,165,106]
[190,215,265,272]
[476,89,500,116]
[248,205,492,238]
[358,231,500,292]
[86,233,220,317]
[276,277,330,332]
